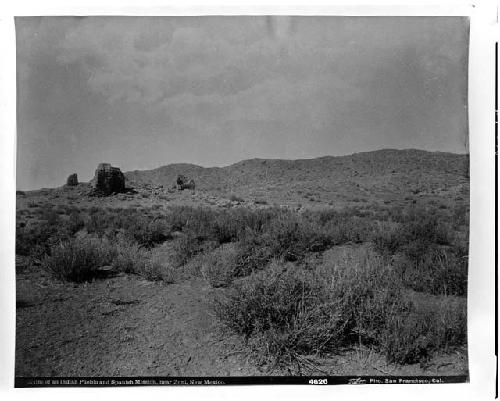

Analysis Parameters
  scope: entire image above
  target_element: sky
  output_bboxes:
[16,16,469,190]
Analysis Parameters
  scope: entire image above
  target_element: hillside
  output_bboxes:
[123,149,469,209]
[18,149,469,212]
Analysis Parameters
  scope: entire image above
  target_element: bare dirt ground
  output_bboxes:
[16,266,468,377]
[16,268,264,377]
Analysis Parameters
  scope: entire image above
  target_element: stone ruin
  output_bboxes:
[91,163,126,196]
[175,174,195,191]
[66,173,78,186]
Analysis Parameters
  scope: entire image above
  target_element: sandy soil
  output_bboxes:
[16,269,265,377]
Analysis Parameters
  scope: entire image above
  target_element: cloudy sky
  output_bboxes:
[16,16,469,190]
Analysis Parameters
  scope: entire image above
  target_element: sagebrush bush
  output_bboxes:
[42,237,116,282]
[130,218,171,248]
[142,251,176,283]
[371,206,465,295]
[372,221,403,256]
[111,239,177,282]
[401,207,452,245]
[215,260,329,341]
[306,209,374,245]
[210,211,242,244]
[394,246,468,296]
[16,214,74,259]
[381,293,467,364]
[169,234,216,268]
[112,240,147,274]
[216,247,467,367]
[201,244,238,287]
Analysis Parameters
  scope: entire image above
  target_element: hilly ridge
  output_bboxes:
[20,149,469,211]
[123,149,469,209]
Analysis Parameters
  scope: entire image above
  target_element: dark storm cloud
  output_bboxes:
[16,16,469,190]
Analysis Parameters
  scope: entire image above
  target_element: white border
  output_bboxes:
[0,1,497,400]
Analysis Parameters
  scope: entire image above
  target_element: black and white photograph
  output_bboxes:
[12,13,475,385]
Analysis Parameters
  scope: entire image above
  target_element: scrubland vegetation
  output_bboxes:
[16,200,468,369]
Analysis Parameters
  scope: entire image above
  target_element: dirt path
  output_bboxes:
[16,271,264,377]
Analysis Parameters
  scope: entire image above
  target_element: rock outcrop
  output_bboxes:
[66,173,78,186]
[175,174,195,190]
[91,163,125,196]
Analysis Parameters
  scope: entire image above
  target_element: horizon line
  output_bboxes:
[18,146,468,192]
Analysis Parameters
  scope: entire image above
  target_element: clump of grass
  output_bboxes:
[111,239,177,283]
[141,250,176,283]
[42,236,116,282]
[201,244,238,287]
[169,234,216,268]
[131,218,171,248]
[372,221,403,256]
[381,293,467,364]
[15,207,80,259]
[112,239,147,274]
[371,206,465,295]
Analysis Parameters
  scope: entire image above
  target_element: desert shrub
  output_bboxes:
[67,210,86,234]
[141,250,176,283]
[83,207,171,247]
[394,245,467,296]
[165,206,192,231]
[381,293,467,364]
[169,234,213,267]
[371,206,463,295]
[401,208,451,247]
[201,244,238,287]
[230,231,269,277]
[372,221,404,255]
[381,306,435,364]
[322,215,373,245]
[166,206,215,239]
[373,207,451,253]
[214,261,336,350]
[230,210,362,277]
[216,251,396,363]
[210,211,242,244]
[15,214,74,259]
[129,218,171,248]
[303,209,374,245]
[259,215,308,261]
[111,239,177,283]
[85,209,111,236]
[432,295,467,350]
[42,237,116,282]
[216,247,467,367]
[317,247,410,344]
[112,240,147,274]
